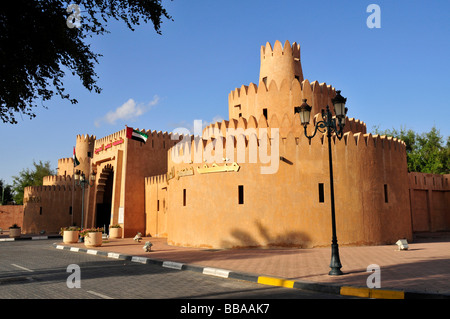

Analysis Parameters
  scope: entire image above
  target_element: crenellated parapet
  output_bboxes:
[22,183,83,234]
[145,174,168,186]
[43,174,73,186]
[95,128,181,152]
[228,78,337,123]
[408,172,450,191]
[76,134,96,144]
[95,129,126,149]
[57,158,74,176]
[202,112,366,141]
[260,40,301,60]
[25,184,79,193]
[58,158,73,167]
[169,117,404,175]
[23,184,81,204]
[173,130,405,159]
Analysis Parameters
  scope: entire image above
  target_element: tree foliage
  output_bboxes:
[12,160,55,204]
[0,0,172,124]
[0,179,14,205]
[373,125,449,174]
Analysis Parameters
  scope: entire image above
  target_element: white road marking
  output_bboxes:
[87,290,114,299]
[11,264,34,272]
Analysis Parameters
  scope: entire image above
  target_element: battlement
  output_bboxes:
[23,184,80,204]
[202,112,366,140]
[43,175,73,186]
[229,78,335,100]
[58,158,73,166]
[95,129,127,148]
[25,184,78,192]
[179,127,403,153]
[261,40,301,60]
[145,174,168,186]
[95,128,179,149]
[408,172,450,191]
[228,77,337,122]
[57,158,74,176]
[76,134,96,144]
[170,122,405,171]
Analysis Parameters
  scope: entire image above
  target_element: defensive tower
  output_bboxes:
[75,134,96,177]
[57,158,74,177]
[229,40,336,124]
[259,40,304,86]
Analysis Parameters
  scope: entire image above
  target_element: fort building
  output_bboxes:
[21,40,449,248]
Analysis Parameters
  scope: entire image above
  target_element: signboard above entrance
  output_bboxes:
[95,138,124,155]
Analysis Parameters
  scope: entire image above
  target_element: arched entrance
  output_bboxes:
[95,165,114,233]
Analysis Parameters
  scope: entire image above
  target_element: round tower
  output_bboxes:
[259,40,304,88]
[75,134,96,176]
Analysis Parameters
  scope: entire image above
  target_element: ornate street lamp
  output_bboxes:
[295,90,347,276]
[74,169,96,242]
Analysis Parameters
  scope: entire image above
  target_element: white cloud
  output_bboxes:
[95,95,159,127]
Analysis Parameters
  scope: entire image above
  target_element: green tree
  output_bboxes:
[0,179,14,205]
[12,160,55,204]
[0,0,172,124]
[373,125,449,174]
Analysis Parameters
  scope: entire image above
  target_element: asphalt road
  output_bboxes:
[0,239,355,315]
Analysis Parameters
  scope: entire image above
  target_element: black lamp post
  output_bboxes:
[74,170,96,242]
[295,90,348,276]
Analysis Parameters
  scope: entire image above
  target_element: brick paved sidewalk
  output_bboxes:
[54,233,450,297]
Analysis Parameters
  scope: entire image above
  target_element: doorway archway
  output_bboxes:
[95,165,114,233]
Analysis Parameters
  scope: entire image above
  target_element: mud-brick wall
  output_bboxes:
[0,205,23,230]
[408,172,450,232]
[165,130,412,249]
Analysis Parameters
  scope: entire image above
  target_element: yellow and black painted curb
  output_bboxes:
[253,275,449,299]
[254,274,450,299]
[256,275,407,299]
[53,243,450,299]
[340,286,404,299]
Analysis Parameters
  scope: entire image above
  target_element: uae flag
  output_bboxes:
[126,127,148,143]
[73,147,80,167]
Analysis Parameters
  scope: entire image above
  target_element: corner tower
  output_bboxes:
[259,40,303,87]
[75,134,96,176]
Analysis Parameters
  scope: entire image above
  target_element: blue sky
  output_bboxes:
[1,0,449,186]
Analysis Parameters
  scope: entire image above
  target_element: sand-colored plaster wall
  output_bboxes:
[164,130,412,249]
[22,185,82,234]
[145,174,168,237]
[408,172,450,232]
[123,130,179,237]
[0,205,23,230]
